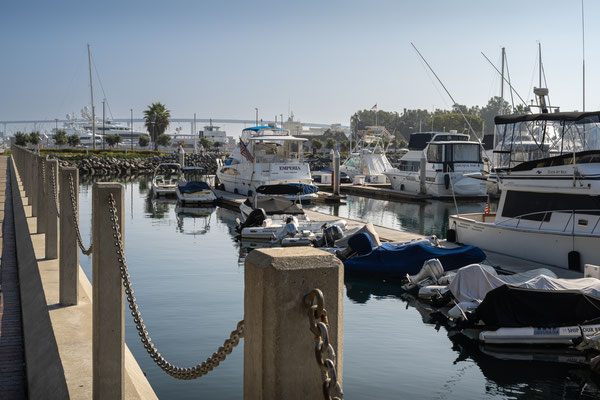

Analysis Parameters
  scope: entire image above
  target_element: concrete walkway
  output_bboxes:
[0,156,27,399]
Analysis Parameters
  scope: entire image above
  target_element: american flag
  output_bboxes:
[371,103,377,111]
[240,139,254,162]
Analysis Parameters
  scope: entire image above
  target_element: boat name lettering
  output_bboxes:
[544,170,568,175]
[533,327,559,335]
[278,166,301,171]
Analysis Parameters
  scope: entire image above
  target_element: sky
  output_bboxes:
[1,0,598,133]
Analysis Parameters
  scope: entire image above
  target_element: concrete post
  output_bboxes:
[45,159,59,259]
[59,167,79,305]
[419,155,427,195]
[244,247,343,400]
[178,146,185,167]
[31,152,39,217]
[37,155,47,233]
[92,182,124,400]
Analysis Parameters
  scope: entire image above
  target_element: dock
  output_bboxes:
[214,189,582,279]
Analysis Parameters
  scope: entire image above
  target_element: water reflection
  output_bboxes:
[175,205,215,235]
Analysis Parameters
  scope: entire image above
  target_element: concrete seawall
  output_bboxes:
[8,155,158,399]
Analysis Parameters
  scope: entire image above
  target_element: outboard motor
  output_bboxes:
[237,208,267,232]
[314,225,344,247]
[404,258,445,290]
[335,232,373,261]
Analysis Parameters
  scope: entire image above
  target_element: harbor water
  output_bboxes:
[77,177,600,399]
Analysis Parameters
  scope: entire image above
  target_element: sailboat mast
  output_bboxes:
[500,47,505,114]
[538,42,542,89]
[87,44,96,149]
[582,0,586,111]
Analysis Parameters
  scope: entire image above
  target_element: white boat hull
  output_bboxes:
[385,170,486,198]
[175,188,217,204]
[479,324,600,345]
[151,184,177,196]
[449,213,600,269]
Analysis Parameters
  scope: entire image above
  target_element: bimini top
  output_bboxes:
[181,166,207,172]
[242,126,284,132]
[495,111,600,125]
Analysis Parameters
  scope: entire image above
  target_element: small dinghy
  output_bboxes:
[176,167,216,205]
[343,240,486,278]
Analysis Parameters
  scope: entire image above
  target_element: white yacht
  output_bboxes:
[217,124,318,201]
[341,129,393,183]
[449,111,600,271]
[384,131,486,198]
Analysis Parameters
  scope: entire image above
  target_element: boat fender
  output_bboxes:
[568,251,581,271]
[446,229,457,243]
[444,174,450,190]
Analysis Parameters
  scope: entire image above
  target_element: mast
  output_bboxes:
[87,44,96,149]
[538,42,542,89]
[582,0,586,111]
[500,47,505,114]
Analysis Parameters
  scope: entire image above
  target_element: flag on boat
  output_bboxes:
[484,202,490,214]
[371,103,377,111]
[240,139,254,162]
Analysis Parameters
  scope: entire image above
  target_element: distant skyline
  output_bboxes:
[1,0,598,132]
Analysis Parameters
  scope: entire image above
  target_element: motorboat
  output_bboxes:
[384,131,486,198]
[340,128,393,184]
[216,124,319,201]
[151,163,181,196]
[176,166,217,205]
[449,111,600,271]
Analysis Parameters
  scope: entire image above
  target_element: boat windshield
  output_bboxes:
[452,143,481,162]
[344,155,361,168]
[493,115,600,168]
[251,139,302,163]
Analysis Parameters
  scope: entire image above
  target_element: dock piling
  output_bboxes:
[45,158,59,259]
[36,155,47,233]
[92,182,125,400]
[419,155,427,195]
[59,167,79,305]
[244,247,343,400]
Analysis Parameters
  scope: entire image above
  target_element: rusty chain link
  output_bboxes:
[108,193,244,380]
[68,173,93,255]
[50,163,60,217]
[305,289,344,400]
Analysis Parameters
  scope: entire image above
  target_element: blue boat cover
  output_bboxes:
[243,126,284,132]
[178,181,211,193]
[344,242,486,277]
[287,183,319,195]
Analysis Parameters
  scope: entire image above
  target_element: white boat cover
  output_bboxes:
[448,264,557,304]
[363,153,393,175]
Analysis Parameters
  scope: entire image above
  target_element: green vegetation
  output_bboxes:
[40,148,161,162]
[138,134,150,147]
[350,96,529,140]
[104,134,123,148]
[212,141,223,151]
[144,102,171,150]
[326,138,336,150]
[67,134,81,147]
[311,139,323,155]
[199,137,211,150]
[53,129,68,146]
[28,131,42,146]
[156,133,171,148]
[14,131,27,146]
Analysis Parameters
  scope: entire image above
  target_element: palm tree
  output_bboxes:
[143,102,171,150]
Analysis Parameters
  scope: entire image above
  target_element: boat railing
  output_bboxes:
[494,209,600,234]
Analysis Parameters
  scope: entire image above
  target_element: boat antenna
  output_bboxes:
[411,43,490,161]
[500,47,505,114]
[87,44,96,149]
[481,52,528,108]
[582,0,586,111]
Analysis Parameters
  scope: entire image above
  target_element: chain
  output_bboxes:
[41,160,46,194]
[50,163,60,217]
[305,289,344,400]
[108,193,244,380]
[68,173,93,255]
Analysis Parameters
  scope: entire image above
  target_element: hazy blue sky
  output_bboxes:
[1,0,598,128]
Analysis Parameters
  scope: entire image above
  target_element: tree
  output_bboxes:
[156,133,171,148]
[67,134,81,148]
[340,140,350,152]
[199,138,211,150]
[27,131,41,146]
[212,141,223,152]
[105,134,122,148]
[311,139,323,155]
[53,129,68,146]
[143,102,171,150]
[138,135,150,147]
[14,131,27,146]
[326,138,336,150]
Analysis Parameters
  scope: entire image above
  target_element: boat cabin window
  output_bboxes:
[451,143,481,162]
[344,156,361,168]
[502,190,600,221]
[252,140,299,163]
[426,144,443,163]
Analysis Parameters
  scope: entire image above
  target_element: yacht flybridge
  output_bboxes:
[217,125,318,201]
[384,131,486,198]
[341,128,393,183]
[449,111,600,270]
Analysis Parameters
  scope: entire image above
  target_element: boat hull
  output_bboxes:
[449,213,600,269]
[385,170,486,198]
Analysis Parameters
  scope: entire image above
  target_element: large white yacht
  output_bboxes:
[449,111,600,271]
[384,131,486,198]
[217,125,318,201]
[341,128,393,183]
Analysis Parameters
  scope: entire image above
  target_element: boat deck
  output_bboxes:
[214,189,583,279]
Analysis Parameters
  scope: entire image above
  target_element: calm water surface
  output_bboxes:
[77,178,600,399]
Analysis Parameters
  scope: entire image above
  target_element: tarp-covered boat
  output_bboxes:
[343,242,486,277]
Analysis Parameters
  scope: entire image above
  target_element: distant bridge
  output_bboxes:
[0,118,347,132]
